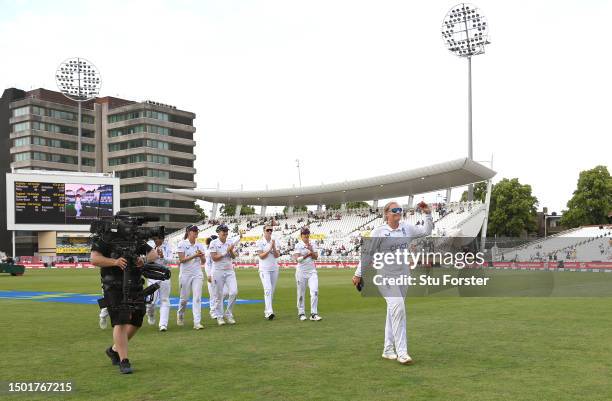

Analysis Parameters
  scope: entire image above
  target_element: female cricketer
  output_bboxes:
[256,224,280,319]
[177,225,206,330]
[352,201,433,365]
[293,227,322,321]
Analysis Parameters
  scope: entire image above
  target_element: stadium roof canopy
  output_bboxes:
[168,158,496,206]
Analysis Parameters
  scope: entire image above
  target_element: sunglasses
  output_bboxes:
[265,229,273,233]
[389,207,403,214]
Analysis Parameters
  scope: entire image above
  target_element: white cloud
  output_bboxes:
[1,0,609,214]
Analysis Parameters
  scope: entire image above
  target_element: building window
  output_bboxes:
[14,152,31,161]
[146,139,169,150]
[13,106,29,117]
[12,122,30,132]
[82,158,96,167]
[144,110,169,121]
[82,144,95,153]
[147,154,169,164]
[30,105,94,123]
[13,137,31,147]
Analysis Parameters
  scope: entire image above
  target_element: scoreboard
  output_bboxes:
[14,182,66,224]
[6,172,120,231]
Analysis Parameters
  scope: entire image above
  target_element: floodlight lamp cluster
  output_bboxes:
[55,58,101,101]
[442,3,489,57]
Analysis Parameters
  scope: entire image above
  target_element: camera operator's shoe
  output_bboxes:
[119,359,133,374]
[225,317,236,325]
[159,325,167,332]
[217,317,226,326]
[194,323,204,330]
[105,346,120,366]
[177,315,184,326]
[99,316,108,329]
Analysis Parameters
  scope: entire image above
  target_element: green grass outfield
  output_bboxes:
[1,268,612,401]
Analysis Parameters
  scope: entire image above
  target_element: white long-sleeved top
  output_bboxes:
[354,213,434,277]
[146,240,174,265]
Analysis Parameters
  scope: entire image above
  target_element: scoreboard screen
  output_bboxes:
[14,182,114,225]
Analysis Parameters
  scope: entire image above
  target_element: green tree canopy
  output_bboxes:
[460,181,488,202]
[325,201,370,210]
[560,165,612,228]
[193,202,207,221]
[282,205,308,214]
[220,204,256,216]
[488,178,538,237]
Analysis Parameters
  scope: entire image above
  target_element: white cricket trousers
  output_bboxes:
[383,296,408,357]
[146,278,171,327]
[259,270,279,316]
[178,274,204,325]
[207,279,230,318]
[213,270,238,319]
[295,269,318,315]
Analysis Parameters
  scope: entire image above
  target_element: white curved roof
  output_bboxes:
[169,158,495,206]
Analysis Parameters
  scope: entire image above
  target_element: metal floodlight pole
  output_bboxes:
[441,3,490,201]
[296,159,302,187]
[55,57,101,172]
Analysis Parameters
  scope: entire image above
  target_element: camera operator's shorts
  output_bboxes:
[105,289,145,327]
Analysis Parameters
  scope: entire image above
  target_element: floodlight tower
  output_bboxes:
[441,4,489,201]
[55,58,101,172]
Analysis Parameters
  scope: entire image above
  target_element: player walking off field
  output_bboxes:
[145,233,173,331]
[209,224,239,325]
[256,224,280,320]
[177,225,206,330]
[293,227,322,321]
[352,201,433,365]
[205,236,229,319]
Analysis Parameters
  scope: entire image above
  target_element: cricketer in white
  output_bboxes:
[256,224,280,320]
[177,225,206,330]
[353,201,433,365]
[145,235,174,331]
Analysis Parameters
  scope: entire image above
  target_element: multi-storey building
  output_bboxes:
[1,87,198,255]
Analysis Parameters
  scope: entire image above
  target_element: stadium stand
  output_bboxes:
[497,225,612,262]
[164,201,488,263]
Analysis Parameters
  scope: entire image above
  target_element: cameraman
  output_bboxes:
[91,236,157,374]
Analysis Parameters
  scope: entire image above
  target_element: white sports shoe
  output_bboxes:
[397,355,414,365]
[147,314,156,326]
[194,323,204,330]
[159,325,168,332]
[298,314,307,321]
[217,317,226,326]
[309,314,322,321]
[99,316,107,330]
[225,317,236,325]
[177,315,185,326]
[382,353,398,360]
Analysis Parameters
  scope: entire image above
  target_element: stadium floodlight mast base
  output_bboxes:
[55,58,101,172]
[441,3,489,201]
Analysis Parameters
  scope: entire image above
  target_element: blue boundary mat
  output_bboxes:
[0,290,262,309]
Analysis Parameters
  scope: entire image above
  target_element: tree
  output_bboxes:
[283,205,307,214]
[560,166,612,228]
[460,182,488,202]
[220,204,256,216]
[193,202,207,221]
[487,178,538,237]
[325,201,369,210]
